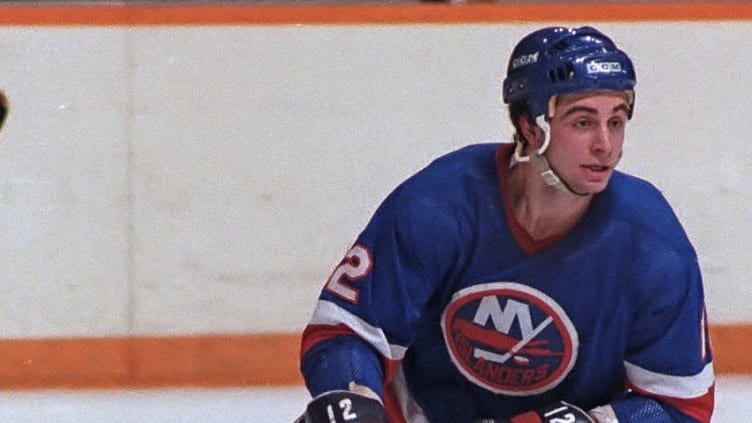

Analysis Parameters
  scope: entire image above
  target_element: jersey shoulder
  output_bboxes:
[599,171,694,253]
[358,143,504,271]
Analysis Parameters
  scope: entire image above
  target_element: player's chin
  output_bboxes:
[572,176,612,195]
[580,178,611,194]
[578,168,613,192]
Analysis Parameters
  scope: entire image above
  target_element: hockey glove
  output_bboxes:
[294,390,387,423]
[506,401,595,423]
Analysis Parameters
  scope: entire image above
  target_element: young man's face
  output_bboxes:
[545,90,630,195]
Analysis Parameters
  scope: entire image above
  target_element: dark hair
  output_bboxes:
[508,100,534,144]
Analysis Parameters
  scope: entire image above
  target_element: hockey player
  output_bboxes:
[296,26,714,423]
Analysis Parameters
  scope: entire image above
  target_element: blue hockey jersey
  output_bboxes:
[300,143,714,422]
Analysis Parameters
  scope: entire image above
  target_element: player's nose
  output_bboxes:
[591,124,615,156]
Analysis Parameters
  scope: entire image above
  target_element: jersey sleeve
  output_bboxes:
[614,244,714,422]
[300,179,462,399]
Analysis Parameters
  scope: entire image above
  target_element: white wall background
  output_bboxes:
[0,22,749,339]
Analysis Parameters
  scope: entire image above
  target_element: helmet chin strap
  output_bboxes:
[511,115,589,197]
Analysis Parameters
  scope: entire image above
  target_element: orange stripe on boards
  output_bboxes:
[0,334,302,389]
[0,3,752,26]
[708,324,752,375]
[0,325,747,390]
[132,334,302,387]
[0,337,131,388]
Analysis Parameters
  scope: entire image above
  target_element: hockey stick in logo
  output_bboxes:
[474,316,554,364]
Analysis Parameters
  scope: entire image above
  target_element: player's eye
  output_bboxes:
[574,118,591,129]
[608,118,625,130]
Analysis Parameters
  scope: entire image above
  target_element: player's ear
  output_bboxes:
[518,114,543,149]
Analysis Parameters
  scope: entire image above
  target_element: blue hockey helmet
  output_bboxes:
[502,26,636,121]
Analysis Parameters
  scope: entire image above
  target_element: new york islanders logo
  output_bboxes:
[441,282,578,395]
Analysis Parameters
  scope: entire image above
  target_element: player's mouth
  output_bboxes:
[581,164,613,180]
[583,164,610,172]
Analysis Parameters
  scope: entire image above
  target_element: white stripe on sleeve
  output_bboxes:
[624,361,714,399]
[310,300,408,361]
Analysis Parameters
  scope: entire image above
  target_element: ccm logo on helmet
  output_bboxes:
[511,52,540,69]
[587,61,623,74]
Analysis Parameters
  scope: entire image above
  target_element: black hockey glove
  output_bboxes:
[294,390,388,423]
[479,401,595,423]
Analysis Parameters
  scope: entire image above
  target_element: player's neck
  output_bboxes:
[507,165,593,241]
